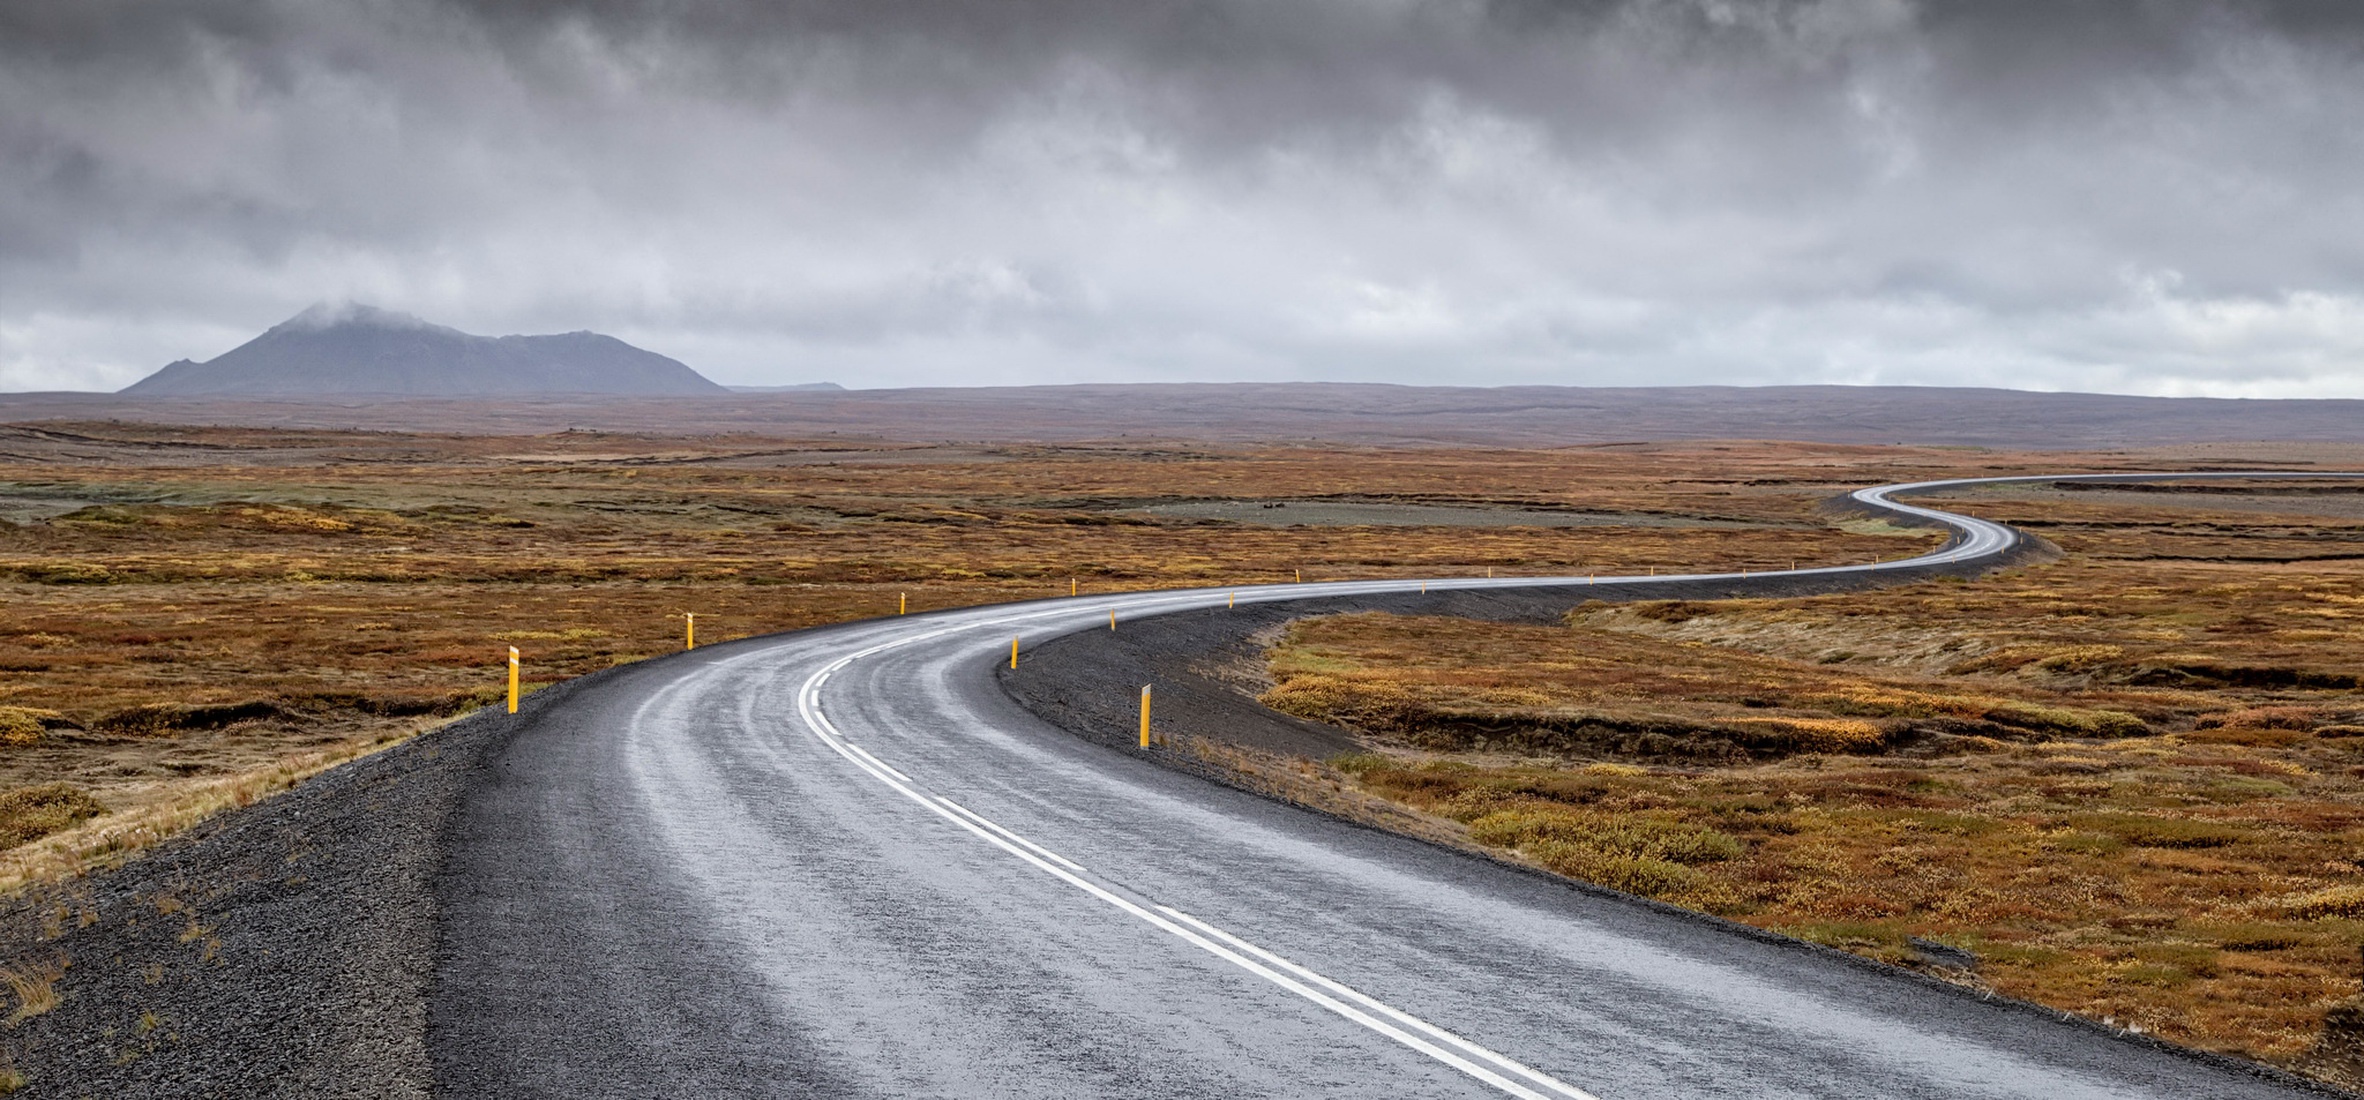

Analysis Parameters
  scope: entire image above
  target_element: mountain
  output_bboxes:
[121,304,726,396]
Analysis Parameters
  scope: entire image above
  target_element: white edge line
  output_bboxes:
[935,796,1090,873]
[794,672,1588,1100]
[842,742,912,783]
[1156,905,1598,1100]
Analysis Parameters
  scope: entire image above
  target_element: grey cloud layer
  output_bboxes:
[6,0,2363,394]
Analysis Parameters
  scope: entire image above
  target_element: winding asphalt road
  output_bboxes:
[432,474,2356,1098]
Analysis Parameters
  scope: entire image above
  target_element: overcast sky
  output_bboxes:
[6,1,2364,395]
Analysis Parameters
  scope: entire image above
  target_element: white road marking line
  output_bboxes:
[1157,906,1592,1099]
[842,742,912,783]
[795,670,1600,1100]
[935,796,1090,873]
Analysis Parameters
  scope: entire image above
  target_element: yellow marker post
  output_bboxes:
[685,612,696,651]
[1138,684,1153,749]
[1110,609,1117,631]
[1295,569,1302,583]
[1010,636,1020,670]
[507,646,520,714]
[1071,578,1077,597]
[1228,591,1235,608]
[1420,580,1426,594]
[899,592,907,615]
[1487,567,1493,579]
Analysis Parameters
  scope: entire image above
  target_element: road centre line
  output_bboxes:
[1155,906,1591,1098]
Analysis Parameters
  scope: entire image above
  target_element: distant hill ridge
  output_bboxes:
[122,304,727,396]
[33,380,2364,448]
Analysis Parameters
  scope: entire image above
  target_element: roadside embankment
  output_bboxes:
[0,703,518,1096]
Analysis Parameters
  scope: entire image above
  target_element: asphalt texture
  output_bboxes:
[9,474,2356,1096]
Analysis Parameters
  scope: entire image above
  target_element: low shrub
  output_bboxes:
[0,709,59,747]
[1983,703,2148,738]
[91,700,282,737]
[1259,674,1416,731]
[9,561,115,585]
[1528,840,1705,899]
[1327,752,1393,776]
[2073,812,2247,849]
[0,784,107,849]
[2279,885,2364,920]
[2186,725,2307,748]
[2197,706,2324,731]
[1718,716,1887,754]
[2201,922,2315,951]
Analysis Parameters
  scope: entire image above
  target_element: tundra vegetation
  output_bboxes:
[1260,475,2364,1082]
[0,422,2358,1081]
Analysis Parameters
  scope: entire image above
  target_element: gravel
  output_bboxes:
[0,705,514,1097]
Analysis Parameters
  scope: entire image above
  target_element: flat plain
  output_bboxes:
[2,419,2361,1086]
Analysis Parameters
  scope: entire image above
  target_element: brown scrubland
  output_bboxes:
[1260,475,2364,1081]
[3,420,2362,1082]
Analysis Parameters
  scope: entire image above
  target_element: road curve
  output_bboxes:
[432,473,2355,1098]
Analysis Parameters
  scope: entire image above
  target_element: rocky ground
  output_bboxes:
[0,707,498,1097]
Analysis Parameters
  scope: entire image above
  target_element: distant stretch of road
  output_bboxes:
[432,474,2353,1098]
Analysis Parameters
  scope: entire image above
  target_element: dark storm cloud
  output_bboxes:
[6,0,2364,394]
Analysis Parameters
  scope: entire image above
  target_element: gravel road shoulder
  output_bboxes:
[997,552,2038,768]
[0,705,511,1097]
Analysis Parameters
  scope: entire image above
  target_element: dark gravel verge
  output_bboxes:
[999,540,2052,772]
[0,703,522,1098]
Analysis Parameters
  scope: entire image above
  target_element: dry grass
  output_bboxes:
[0,726,424,895]
[1,956,63,1025]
